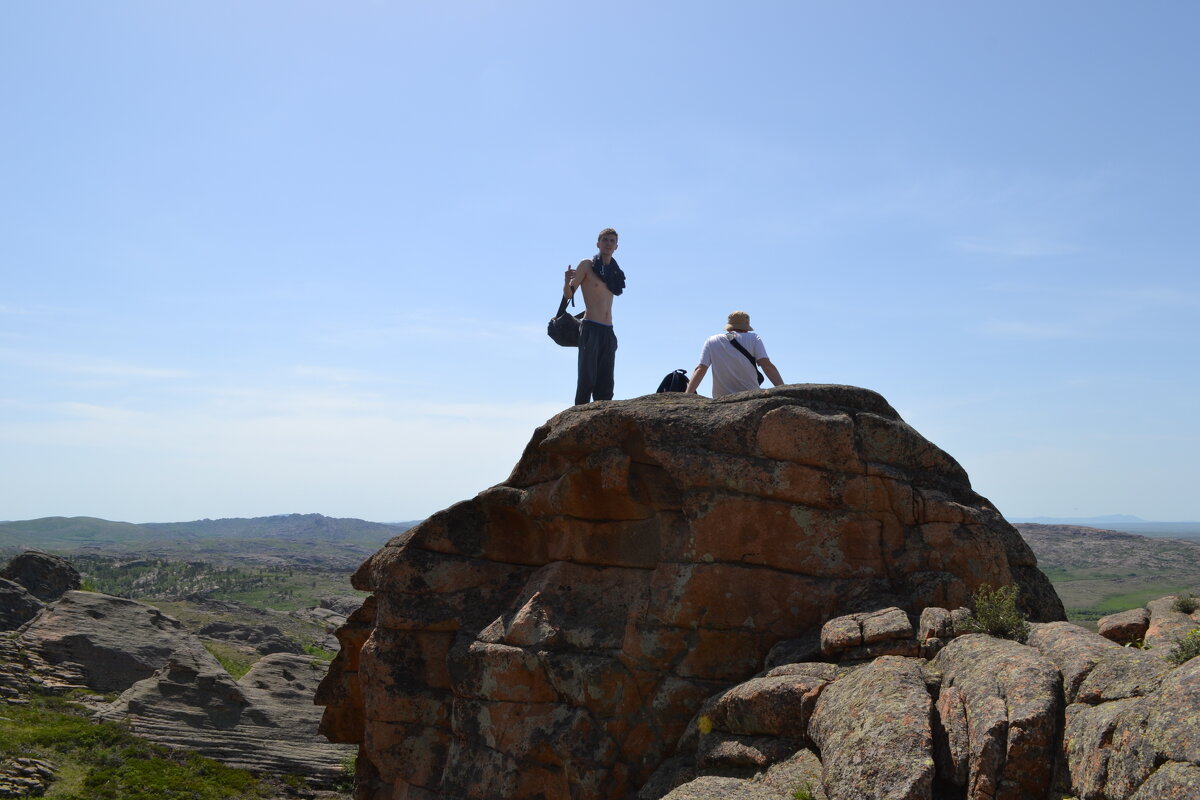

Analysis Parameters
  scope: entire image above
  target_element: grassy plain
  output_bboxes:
[1018,523,1200,621]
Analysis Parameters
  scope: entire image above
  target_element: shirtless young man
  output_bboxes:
[563,228,625,405]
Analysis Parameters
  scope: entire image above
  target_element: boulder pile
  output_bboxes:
[644,602,1200,800]
[317,385,1070,799]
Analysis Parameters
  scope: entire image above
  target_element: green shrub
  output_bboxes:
[334,754,358,792]
[1171,592,1198,614]
[1,693,270,799]
[962,583,1030,643]
[1166,629,1200,666]
[792,782,816,800]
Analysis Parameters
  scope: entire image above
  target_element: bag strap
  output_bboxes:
[726,333,765,383]
[726,333,757,365]
[556,294,575,316]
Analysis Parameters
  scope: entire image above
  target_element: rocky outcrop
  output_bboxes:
[0,757,57,798]
[0,635,35,705]
[809,657,933,800]
[96,644,355,787]
[1097,607,1150,645]
[317,386,1065,799]
[1,551,79,603]
[0,578,43,631]
[16,590,197,692]
[646,607,1200,800]
[198,621,305,655]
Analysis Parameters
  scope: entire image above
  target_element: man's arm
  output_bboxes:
[685,363,708,394]
[563,258,593,299]
[757,357,783,387]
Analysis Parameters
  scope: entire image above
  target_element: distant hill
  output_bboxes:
[1015,522,1200,620]
[1010,516,1200,538]
[0,514,416,569]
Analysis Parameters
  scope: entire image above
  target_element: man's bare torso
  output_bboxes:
[577,257,615,325]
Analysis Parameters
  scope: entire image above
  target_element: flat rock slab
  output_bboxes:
[809,656,933,800]
[1026,621,1119,703]
[18,591,199,692]
[98,644,355,786]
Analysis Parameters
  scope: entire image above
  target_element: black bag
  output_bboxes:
[656,369,689,393]
[548,295,584,347]
[727,334,765,385]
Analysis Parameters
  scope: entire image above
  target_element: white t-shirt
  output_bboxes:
[698,331,768,398]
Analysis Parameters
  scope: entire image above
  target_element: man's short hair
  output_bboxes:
[597,227,618,241]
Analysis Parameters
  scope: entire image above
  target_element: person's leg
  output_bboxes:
[575,323,599,404]
[593,327,617,401]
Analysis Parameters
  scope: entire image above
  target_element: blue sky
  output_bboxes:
[3,2,1198,523]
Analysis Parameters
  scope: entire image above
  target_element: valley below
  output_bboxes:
[2,512,1198,798]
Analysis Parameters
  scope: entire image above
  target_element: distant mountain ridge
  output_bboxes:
[0,514,416,567]
[1009,515,1200,538]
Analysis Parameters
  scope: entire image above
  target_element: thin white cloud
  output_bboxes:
[288,365,381,384]
[953,236,1081,258]
[976,320,1087,340]
[1101,286,1200,309]
[0,348,190,379]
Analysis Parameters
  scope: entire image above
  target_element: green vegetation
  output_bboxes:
[962,583,1030,643]
[202,641,257,679]
[336,755,357,792]
[1171,592,1198,614]
[67,554,363,612]
[303,642,338,661]
[792,782,817,800]
[0,693,272,799]
[1166,629,1200,666]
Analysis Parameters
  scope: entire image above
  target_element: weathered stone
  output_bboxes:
[1098,607,1150,645]
[318,387,1064,799]
[0,551,80,602]
[861,607,913,643]
[1145,596,1199,649]
[653,747,827,800]
[1075,647,1171,704]
[820,607,915,661]
[917,606,952,641]
[1063,697,1155,799]
[808,656,933,800]
[0,578,43,631]
[18,591,197,692]
[695,733,801,771]
[706,672,829,739]
[931,634,1059,800]
[763,629,821,668]
[1128,761,1200,799]
[198,621,305,655]
[97,644,356,787]
[1026,620,1119,703]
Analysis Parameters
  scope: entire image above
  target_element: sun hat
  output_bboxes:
[724,311,753,331]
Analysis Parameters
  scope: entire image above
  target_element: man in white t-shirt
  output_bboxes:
[685,310,784,398]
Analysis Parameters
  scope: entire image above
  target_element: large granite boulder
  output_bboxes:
[318,385,1064,800]
[1,551,80,602]
[17,590,198,692]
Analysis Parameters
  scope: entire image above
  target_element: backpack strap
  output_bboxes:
[726,333,765,385]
